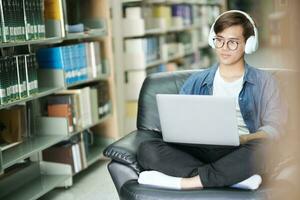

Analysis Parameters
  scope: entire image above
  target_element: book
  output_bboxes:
[42,143,76,173]
[37,43,91,86]
[0,0,5,42]
[44,0,65,38]
[47,104,74,133]
[56,87,93,128]
[25,54,38,96]
[71,143,79,173]
[55,90,84,130]
[94,81,110,117]
[90,87,99,124]
[0,60,6,104]
[79,133,87,169]
[17,56,28,98]
[85,42,102,79]
[0,106,26,151]
[47,94,78,131]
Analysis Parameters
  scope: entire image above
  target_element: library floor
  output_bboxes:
[41,160,118,200]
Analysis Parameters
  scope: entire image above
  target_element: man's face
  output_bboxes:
[214,25,246,66]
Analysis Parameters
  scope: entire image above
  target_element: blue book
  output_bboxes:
[73,44,80,82]
[171,5,182,17]
[79,43,88,81]
[36,47,64,69]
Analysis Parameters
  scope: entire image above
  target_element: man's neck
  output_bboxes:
[219,59,245,82]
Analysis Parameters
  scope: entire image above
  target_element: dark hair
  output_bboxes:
[214,12,255,40]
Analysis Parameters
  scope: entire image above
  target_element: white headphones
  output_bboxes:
[208,10,258,54]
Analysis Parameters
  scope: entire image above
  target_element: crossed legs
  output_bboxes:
[137,138,268,189]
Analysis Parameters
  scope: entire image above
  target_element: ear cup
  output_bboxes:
[208,29,216,48]
[245,35,256,54]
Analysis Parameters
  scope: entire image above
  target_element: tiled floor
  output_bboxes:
[41,160,119,200]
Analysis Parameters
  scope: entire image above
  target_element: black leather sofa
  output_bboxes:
[104,68,295,200]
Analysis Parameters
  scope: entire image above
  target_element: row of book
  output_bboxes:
[125,4,220,30]
[0,54,38,105]
[125,37,160,64]
[42,129,100,174]
[37,41,103,86]
[45,82,110,133]
[0,105,27,151]
[154,4,193,26]
[0,0,45,43]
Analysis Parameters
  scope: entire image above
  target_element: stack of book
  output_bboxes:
[94,81,111,118]
[0,54,38,105]
[171,4,193,27]
[36,42,102,86]
[46,84,111,133]
[125,37,160,67]
[42,135,87,174]
[153,5,172,29]
[0,0,45,43]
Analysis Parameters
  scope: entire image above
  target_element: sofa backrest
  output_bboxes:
[136,68,297,133]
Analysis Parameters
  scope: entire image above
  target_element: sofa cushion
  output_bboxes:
[104,130,162,172]
[120,180,269,200]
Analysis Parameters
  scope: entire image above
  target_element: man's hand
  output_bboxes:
[239,131,269,144]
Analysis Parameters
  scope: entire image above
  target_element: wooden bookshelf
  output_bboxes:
[0,0,119,199]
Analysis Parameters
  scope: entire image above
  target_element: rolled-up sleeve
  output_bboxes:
[258,75,288,140]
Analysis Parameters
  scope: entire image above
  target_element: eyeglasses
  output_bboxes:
[213,37,240,51]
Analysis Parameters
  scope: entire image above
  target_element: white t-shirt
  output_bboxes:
[213,68,250,135]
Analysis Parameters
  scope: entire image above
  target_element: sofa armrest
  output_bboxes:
[104,129,162,173]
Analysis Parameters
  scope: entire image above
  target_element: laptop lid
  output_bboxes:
[156,94,240,146]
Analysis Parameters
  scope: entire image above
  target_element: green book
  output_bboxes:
[25,54,38,96]
[3,58,11,102]
[33,0,38,39]
[30,0,37,40]
[15,56,21,99]
[2,0,10,42]
[11,0,17,41]
[7,0,15,41]
[0,0,3,43]
[37,0,45,39]
[24,0,32,40]
[0,0,5,42]
[8,57,15,100]
[15,0,23,41]
[24,55,30,96]
[18,56,27,98]
[30,54,38,94]
[19,0,26,41]
[13,57,19,100]
[0,59,7,104]
[22,0,28,40]
[10,57,15,100]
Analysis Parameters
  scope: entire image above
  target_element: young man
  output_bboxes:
[137,10,287,190]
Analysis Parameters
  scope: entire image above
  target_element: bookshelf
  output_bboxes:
[0,0,119,199]
[111,0,226,134]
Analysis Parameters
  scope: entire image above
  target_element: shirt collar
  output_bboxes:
[204,62,256,87]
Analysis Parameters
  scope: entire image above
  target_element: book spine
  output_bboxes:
[22,0,28,40]
[0,0,5,42]
[2,0,9,42]
[0,59,6,104]
[37,0,45,38]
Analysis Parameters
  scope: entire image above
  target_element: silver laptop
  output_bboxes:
[156,94,240,146]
